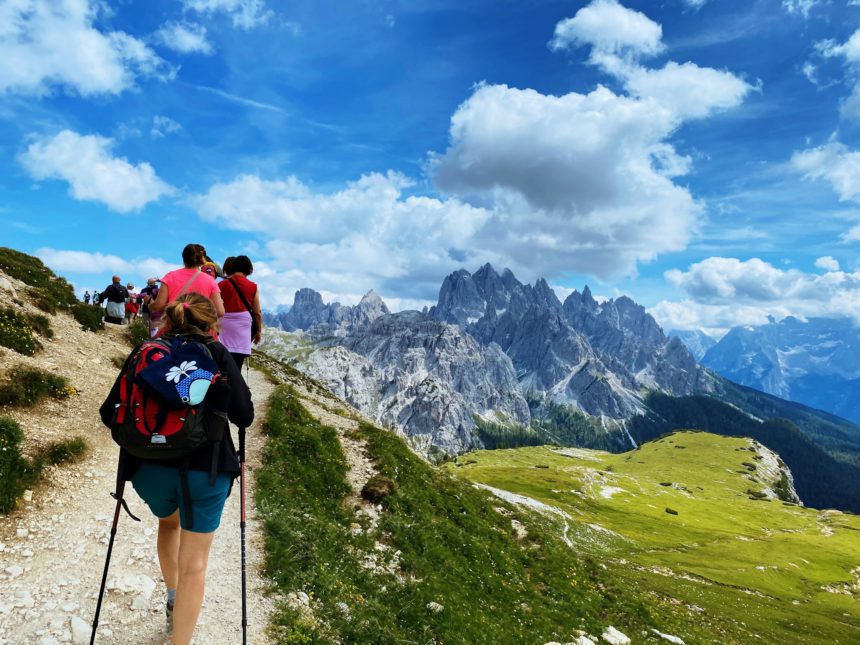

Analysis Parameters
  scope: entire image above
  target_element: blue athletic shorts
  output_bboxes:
[131,462,231,533]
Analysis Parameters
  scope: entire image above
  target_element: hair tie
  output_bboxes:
[183,302,190,310]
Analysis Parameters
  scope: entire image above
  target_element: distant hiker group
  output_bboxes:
[93,243,263,645]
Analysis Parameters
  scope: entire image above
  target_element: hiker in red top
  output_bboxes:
[150,244,226,320]
[218,255,262,370]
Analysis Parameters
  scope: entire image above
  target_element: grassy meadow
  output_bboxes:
[447,431,860,643]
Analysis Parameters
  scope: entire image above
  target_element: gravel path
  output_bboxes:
[0,315,275,645]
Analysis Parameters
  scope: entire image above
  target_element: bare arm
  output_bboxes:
[211,291,226,318]
[149,283,169,314]
[252,290,262,344]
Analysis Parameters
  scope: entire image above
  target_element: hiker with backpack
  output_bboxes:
[100,276,129,325]
[149,244,226,321]
[218,255,263,371]
[99,293,253,644]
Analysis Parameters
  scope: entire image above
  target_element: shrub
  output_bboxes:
[0,417,35,513]
[0,416,87,514]
[665,507,679,515]
[0,366,71,407]
[26,313,53,339]
[0,307,38,355]
[111,354,127,369]
[127,319,150,347]
[0,247,76,312]
[361,475,395,504]
[72,303,105,333]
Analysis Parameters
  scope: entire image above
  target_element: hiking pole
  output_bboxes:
[91,478,139,644]
[239,426,248,645]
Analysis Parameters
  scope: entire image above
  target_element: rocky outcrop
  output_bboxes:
[431,264,712,421]
[260,311,531,455]
[264,289,390,333]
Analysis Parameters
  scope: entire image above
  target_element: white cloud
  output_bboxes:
[819,30,860,65]
[550,1,752,121]
[35,248,173,280]
[791,141,860,202]
[549,0,663,58]
[20,130,174,213]
[155,22,214,55]
[151,115,182,138]
[653,256,860,329]
[431,83,699,279]
[681,0,707,8]
[842,223,860,242]
[815,256,840,271]
[192,171,493,300]
[0,0,171,96]
[782,0,819,17]
[182,0,272,29]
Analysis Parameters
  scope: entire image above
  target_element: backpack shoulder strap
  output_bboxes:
[227,277,254,314]
[176,271,200,299]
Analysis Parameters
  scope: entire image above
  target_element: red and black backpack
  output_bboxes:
[110,336,227,463]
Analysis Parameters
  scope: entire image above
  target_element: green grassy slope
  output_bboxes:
[255,377,715,644]
[448,432,860,644]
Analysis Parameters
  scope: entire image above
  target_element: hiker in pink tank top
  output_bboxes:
[150,244,226,320]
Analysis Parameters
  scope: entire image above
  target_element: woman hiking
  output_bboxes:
[100,293,254,643]
[150,243,225,320]
[218,254,263,371]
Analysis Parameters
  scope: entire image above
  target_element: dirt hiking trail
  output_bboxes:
[0,316,276,645]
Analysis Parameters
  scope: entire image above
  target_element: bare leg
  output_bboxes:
[157,511,181,591]
[172,529,216,645]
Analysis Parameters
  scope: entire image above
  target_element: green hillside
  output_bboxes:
[448,432,860,644]
[253,354,704,645]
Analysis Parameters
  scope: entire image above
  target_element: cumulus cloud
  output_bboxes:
[151,115,182,138]
[432,83,699,278]
[182,0,272,29]
[791,141,860,202]
[815,256,840,271]
[0,0,171,96]
[35,248,173,280]
[651,256,860,330]
[154,22,214,55]
[20,130,174,213]
[549,0,663,58]
[192,171,493,300]
[549,1,752,121]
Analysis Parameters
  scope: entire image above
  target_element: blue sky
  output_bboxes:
[2,0,860,335]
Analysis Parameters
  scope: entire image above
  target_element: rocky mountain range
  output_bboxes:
[261,264,714,456]
[263,288,390,333]
[699,316,860,425]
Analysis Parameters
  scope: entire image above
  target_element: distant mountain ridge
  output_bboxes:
[262,263,714,453]
[259,264,860,512]
[700,316,860,424]
[668,328,717,361]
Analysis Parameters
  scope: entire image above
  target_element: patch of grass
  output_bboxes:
[0,416,87,513]
[0,247,77,313]
[72,303,105,333]
[126,319,150,346]
[0,366,72,407]
[111,354,127,369]
[26,313,53,339]
[258,382,666,644]
[0,307,39,355]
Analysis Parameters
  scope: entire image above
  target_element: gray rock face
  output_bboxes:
[431,264,712,421]
[265,288,390,332]
[669,329,717,361]
[261,311,531,456]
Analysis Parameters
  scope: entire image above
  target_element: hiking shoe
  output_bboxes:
[166,600,174,634]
